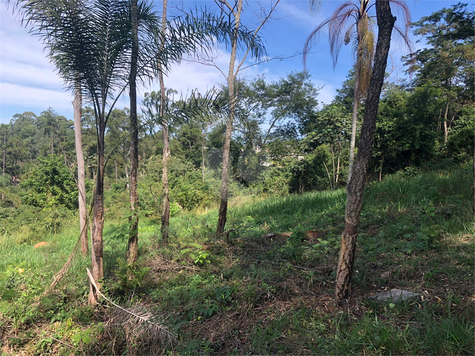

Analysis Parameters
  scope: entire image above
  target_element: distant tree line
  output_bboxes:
[1,3,473,194]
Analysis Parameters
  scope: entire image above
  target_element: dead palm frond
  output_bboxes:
[86,269,176,355]
[303,0,412,179]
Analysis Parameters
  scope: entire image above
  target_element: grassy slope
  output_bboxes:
[0,164,473,355]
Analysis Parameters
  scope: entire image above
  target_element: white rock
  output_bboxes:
[372,289,419,302]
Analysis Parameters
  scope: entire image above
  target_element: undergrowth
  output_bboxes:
[0,164,473,355]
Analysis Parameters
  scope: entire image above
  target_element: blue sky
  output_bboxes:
[0,0,466,125]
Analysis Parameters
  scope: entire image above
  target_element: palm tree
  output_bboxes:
[214,0,278,239]
[126,0,140,266]
[73,77,88,257]
[158,0,170,245]
[304,0,411,181]
[335,0,397,302]
[12,0,163,304]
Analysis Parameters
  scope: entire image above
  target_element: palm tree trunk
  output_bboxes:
[217,0,243,239]
[73,78,88,256]
[335,0,395,302]
[348,73,360,182]
[217,101,235,239]
[161,120,170,244]
[89,129,105,305]
[159,0,170,245]
[202,123,208,182]
[127,0,139,266]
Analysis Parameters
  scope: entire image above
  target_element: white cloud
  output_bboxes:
[277,0,324,31]
[0,59,65,89]
[0,4,69,122]
[0,82,72,110]
[313,80,335,105]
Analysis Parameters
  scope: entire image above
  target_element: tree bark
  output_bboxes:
[335,0,396,302]
[89,128,105,305]
[442,100,450,144]
[159,0,170,245]
[348,73,360,181]
[73,79,88,256]
[217,0,243,239]
[127,0,139,266]
[202,123,208,182]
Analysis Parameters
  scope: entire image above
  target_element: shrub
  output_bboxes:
[21,155,77,210]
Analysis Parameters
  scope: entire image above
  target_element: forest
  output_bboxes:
[0,0,474,355]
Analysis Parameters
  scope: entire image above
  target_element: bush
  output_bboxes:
[21,155,78,210]
[169,158,216,211]
[254,166,291,197]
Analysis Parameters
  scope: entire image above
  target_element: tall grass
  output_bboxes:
[1,163,473,355]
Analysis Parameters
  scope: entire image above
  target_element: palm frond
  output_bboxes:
[304,1,359,69]
[355,25,375,98]
[178,7,267,61]
[86,268,176,355]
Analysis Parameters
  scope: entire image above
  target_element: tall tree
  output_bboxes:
[405,3,474,145]
[259,71,320,141]
[126,0,140,265]
[73,78,88,256]
[12,0,161,304]
[144,2,248,244]
[214,0,278,239]
[158,0,171,245]
[335,0,396,301]
[304,0,411,181]
[0,124,9,176]
[311,103,351,189]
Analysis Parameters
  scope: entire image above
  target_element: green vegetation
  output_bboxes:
[1,2,473,354]
[1,164,473,355]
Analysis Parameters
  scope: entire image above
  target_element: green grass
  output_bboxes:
[0,163,473,355]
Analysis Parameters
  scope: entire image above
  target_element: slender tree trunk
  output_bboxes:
[73,79,88,256]
[127,0,139,266]
[217,103,235,239]
[323,160,333,190]
[89,127,105,305]
[335,0,395,302]
[115,161,118,183]
[348,73,360,182]
[443,100,449,144]
[159,0,170,245]
[336,146,341,185]
[331,145,337,188]
[217,0,243,239]
[202,123,208,182]
[2,129,6,175]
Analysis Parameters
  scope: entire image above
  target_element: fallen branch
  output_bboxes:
[218,228,237,238]
[86,268,176,353]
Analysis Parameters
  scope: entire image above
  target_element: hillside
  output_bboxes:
[1,164,473,355]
